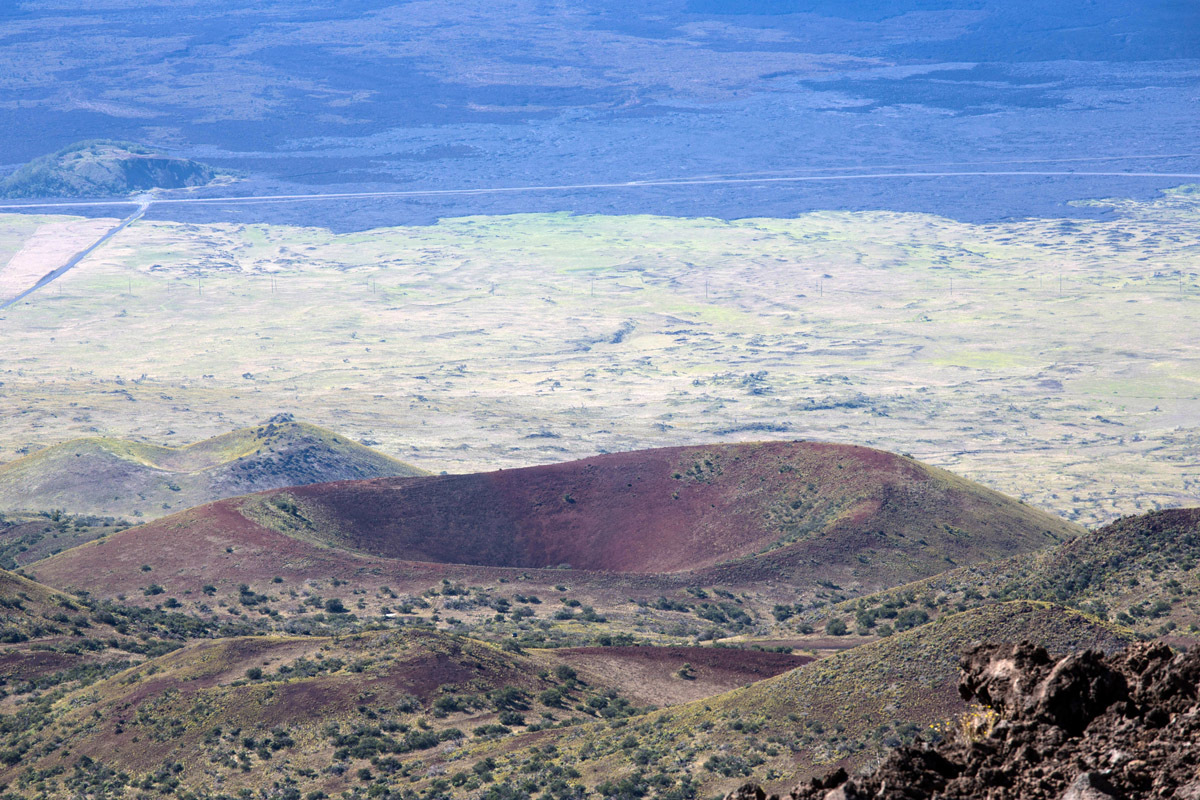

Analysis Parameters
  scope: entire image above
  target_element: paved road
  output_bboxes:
[0,167,1198,212]
[1,161,1197,308]
[0,202,148,310]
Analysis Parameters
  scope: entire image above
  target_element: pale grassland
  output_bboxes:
[1,188,1199,526]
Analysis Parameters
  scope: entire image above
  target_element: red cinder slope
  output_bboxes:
[277,441,1077,573]
[30,441,1080,596]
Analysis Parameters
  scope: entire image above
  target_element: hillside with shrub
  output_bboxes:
[0,416,425,520]
[813,507,1200,640]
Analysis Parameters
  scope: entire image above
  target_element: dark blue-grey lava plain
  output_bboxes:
[1,0,1197,228]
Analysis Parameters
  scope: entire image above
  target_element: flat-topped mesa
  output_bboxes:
[733,639,1200,800]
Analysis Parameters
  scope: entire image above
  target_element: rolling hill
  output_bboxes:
[0,510,128,568]
[499,602,1130,798]
[250,440,1078,578]
[0,415,426,520]
[0,596,1127,800]
[0,565,88,640]
[0,140,224,199]
[813,507,1200,640]
[26,441,1080,635]
[0,629,555,790]
[0,625,804,798]
[0,566,223,704]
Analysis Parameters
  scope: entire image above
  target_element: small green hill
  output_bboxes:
[0,140,224,199]
[815,507,1200,640]
[0,416,427,520]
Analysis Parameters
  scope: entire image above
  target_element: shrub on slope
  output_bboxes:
[815,507,1200,639]
[478,602,1129,798]
[0,416,424,520]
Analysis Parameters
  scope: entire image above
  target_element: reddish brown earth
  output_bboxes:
[0,649,107,698]
[278,440,1076,575]
[548,645,812,705]
[0,628,559,780]
[28,441,1079,604]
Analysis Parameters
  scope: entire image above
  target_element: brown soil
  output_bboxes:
[547,645,812,705]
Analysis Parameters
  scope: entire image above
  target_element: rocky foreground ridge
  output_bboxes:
[732,640,1200,800]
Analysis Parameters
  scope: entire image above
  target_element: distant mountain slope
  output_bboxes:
[28,441,1079,610]
[528,603,1130,797]
[0,140,223,198]
[816,507,1200,639]
[0,416,426,519]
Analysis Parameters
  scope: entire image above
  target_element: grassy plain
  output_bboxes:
[1,189,1199,526]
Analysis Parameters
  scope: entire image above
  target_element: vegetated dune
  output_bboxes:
[540,602,1131,798]
[820,506,1200,639]
[0,415,425,520]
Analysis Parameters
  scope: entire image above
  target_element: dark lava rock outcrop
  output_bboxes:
[732,640,1200,800]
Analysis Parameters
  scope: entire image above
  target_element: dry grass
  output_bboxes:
[2,194,1198,525]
